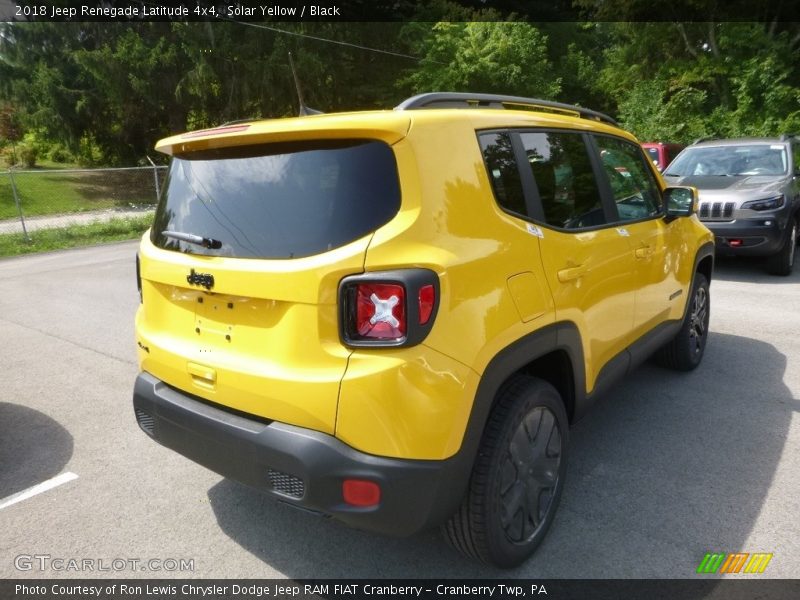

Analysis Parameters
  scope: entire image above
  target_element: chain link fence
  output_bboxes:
[1,164,167,239]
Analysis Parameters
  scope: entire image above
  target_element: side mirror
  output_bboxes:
[664,186,697,218]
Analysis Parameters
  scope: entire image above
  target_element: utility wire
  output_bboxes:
[132,0,432,63]
[225,19,431,63]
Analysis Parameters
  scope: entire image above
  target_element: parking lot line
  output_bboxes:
[0,472,78,511]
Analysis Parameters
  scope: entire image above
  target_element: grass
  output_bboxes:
[1,165,162,220]
[34,159,83,170]
[0,215,152,258]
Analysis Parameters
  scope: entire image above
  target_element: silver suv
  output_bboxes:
[664,136,799,275]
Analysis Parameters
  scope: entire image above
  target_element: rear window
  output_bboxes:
[151,139,401,259]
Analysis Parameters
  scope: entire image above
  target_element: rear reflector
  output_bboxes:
[418,284,435,325]
[728,239,743,247]
[342,479,381,507]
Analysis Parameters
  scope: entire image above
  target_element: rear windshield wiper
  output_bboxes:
[162,230,223,249]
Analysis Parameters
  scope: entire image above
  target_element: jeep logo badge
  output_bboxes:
[187,268,215,290]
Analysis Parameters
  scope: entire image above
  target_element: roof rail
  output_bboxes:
[395,92,618,127]
[779,133,796,141]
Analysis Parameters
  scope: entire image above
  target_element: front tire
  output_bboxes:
[656,272,710,371]
[766,219,797,276]
[443,376,568,568]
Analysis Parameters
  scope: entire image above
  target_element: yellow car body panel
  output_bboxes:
[136,234,368,434]
[155,111,410,156]
[336,347,479,459]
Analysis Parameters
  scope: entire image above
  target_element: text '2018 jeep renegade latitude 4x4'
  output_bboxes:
[133,93,714,568]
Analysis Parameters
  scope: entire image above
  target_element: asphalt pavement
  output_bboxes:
[0,242,798,579]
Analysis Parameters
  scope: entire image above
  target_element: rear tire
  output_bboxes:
[766,219,797,276]
[656,272,710,371]
[443,376,568,568]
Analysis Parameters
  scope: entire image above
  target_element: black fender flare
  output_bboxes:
[436,322,585,521]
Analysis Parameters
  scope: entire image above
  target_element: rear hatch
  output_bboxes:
[136,115,409,434]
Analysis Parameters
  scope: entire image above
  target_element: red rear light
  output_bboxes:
[355,283,406,340]
[340,270,438,348]
[342,479,381,507]
[729,239,743,247]
[418,284,435,325]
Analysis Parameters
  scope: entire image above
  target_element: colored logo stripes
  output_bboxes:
[697,552,773,574]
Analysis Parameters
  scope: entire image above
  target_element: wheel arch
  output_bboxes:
[695,241,715,285]
[437,321,585,536]
[455,322,585,470]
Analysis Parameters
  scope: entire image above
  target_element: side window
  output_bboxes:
[479,132,526,217]
[594,136,662,222]
[519,131,606,229]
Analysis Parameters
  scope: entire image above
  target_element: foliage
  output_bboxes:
[47,144,72,163]
[18,143,37,168]
[615,79,708,143]
[0,18,798,161]
[2,146,17,167]
[0,104,22,144]
[593,21,800,143]
[402,20,561,100]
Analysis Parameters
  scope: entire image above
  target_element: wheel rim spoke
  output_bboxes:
[689,286,707,353]
[500,481,527,539]
[499,405,562,544]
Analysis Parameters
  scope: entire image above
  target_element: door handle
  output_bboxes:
[557,264,587,282]
[635,245,654,259]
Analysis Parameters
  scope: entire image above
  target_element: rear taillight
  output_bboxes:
[339,269,439,347]
[355,283,406,340]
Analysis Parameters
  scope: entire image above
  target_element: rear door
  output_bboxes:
[483,128,638,392]
[521,130,638,390]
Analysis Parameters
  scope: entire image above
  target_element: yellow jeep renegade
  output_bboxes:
[133,93,714,568]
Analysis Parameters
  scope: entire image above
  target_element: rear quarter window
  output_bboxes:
[152,139,401,259]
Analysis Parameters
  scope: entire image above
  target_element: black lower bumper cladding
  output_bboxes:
[132,372,466,536]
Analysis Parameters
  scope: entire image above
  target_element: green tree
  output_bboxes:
[0,23,199,164]
[403,20,561,100]
[0,22,412,163]
[582,13,800,142]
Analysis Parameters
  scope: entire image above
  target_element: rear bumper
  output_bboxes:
[132,372,468,536]
[702,217,786,257]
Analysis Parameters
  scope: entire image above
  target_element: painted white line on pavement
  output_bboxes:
[0,471,78,511]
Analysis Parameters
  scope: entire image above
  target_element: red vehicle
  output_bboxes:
[642,142,685,171]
